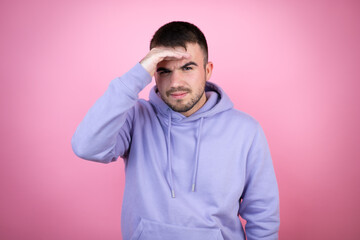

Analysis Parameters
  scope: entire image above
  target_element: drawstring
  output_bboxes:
[166,110,204,198]
[167,111,176,198]
[192,117,204,192]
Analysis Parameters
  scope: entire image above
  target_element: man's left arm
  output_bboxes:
[239,122,280,240]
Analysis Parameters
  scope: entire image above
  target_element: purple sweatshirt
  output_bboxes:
[72,63,280,240]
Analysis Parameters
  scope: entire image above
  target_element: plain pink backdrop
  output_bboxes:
[1,0,359,239]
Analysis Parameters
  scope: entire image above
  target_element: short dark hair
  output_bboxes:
[150,21,209,64]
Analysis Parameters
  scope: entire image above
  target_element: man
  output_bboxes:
[72,21,280,240]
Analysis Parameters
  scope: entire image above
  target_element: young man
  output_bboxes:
[72,21,280,240]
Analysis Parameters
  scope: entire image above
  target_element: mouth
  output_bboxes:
[169,91,188,99]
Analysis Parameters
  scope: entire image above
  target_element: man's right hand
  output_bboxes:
[140,47,190,77]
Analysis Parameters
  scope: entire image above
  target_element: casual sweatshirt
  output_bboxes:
[71,63,280,240]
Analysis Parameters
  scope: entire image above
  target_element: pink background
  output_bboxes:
[1,0,359,239]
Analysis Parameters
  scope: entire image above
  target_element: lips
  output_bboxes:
[170,92,188,99]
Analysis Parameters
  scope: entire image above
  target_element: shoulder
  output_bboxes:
[205,108,263,142]
[221,108,260,129]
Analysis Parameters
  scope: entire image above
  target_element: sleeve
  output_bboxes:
[71,63,152,163]
[239,122,280,239]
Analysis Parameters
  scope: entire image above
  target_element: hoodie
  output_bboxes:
[72,63,280,240]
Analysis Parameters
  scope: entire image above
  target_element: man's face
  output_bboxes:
[154,43,213,117]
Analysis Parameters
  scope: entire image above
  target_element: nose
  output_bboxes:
[169,70,184,88]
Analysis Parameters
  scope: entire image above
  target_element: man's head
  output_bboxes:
[150,21,209,66]
[150,21,213,117]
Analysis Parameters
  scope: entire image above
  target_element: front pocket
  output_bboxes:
[130,218,224,240]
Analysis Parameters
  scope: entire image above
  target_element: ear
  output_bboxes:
[205,61,213,81]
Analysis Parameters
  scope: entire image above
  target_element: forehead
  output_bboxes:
[157,43,205,68]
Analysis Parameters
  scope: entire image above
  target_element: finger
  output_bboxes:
[162,51,190,61]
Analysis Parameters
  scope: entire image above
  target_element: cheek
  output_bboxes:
[155,78,168,92]
[185,70,201,79]
[155,76,163,86]
[188,71,205,84]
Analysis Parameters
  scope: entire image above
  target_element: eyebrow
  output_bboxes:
[156,61,198,72]
[181,61,198,68]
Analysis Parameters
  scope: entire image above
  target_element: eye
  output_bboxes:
[159,70,171,75]
[183,66,193,71]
